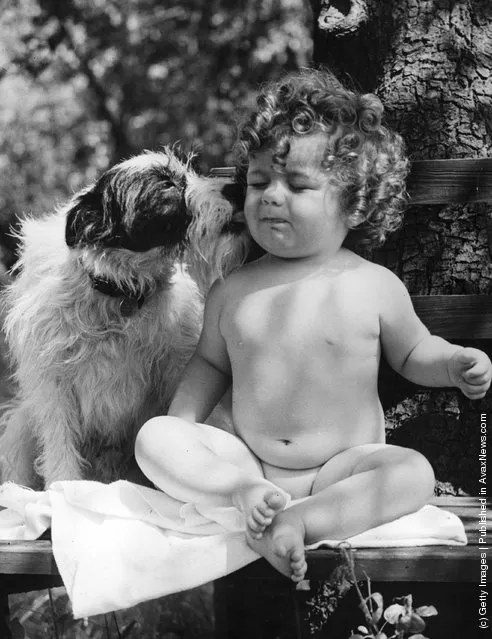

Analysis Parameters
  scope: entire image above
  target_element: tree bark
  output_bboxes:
[313,0,492,495]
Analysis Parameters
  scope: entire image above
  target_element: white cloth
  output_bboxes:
[0,480,467,619]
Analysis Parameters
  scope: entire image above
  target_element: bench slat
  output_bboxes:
[0,498,488,585]
[235,545,484,583]
[210,158,492,205]
[406,158,492,204]
[412,295,492,339]
[0,540,58,576]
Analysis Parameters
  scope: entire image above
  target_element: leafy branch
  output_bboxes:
[338,546,438,639]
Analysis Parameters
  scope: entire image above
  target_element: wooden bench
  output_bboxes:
[1,158,492,637]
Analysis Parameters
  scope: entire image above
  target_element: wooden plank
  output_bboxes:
[411,295,492,339]
[210,158,492,205]
[233,545,485,583]
[0,498,488,586]
[407,158,492,204]
[0,540,58,576]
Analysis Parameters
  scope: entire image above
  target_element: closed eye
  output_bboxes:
[247,182,268,189]
[161,179,177,189]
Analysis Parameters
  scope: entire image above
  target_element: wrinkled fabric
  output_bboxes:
[0,480,466,618]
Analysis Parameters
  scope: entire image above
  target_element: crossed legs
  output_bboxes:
[135,417,435,582]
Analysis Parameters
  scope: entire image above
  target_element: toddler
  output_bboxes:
[135,70,492,582]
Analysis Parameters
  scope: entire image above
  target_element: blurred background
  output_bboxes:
[0,0,312,273]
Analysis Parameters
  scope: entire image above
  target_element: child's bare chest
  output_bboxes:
[222,278,379,356]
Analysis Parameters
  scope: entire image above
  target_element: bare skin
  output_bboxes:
[135,134,492,582]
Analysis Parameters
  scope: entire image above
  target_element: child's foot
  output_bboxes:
[233,482,288,539]
[246,509,307,583]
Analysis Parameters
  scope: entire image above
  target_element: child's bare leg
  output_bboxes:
[285,443,435,546]
[135,416,288,531]
[246,444,434,583]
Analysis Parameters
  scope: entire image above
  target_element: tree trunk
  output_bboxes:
[312,0,492,495]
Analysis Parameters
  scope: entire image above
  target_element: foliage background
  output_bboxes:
[0,0,312,270]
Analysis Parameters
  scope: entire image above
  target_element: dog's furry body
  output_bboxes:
[0,150,248,487]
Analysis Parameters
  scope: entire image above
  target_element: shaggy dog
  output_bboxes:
[0,149,249,488]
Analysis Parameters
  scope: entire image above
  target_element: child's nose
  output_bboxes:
[262,180,284,205]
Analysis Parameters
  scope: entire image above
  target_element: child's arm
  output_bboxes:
[378,268,492,399]
[168,279,232,423]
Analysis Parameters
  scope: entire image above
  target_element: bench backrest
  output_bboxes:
[210,158,492,341]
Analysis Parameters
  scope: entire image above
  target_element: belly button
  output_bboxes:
[279,439,292,445]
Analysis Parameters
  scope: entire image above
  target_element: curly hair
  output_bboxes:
[234,69,409,249]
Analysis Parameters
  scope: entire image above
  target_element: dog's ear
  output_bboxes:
[65,187,119,248]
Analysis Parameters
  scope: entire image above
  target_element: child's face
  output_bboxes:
[244,133,348,262]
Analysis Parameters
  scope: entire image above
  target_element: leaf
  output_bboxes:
[408,635,429,639]
[383,603,404,624]
[402,594,413,612]
[395,612,426,634]
[357,626,369,634]
[364,592,384,623]
[374,633,388,639]
[415,605,438,618]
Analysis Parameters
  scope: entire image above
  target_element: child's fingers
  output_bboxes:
[462,389,487,400]
[460,381,491,399]
[455,349,492,372]
[462,369,492,385]
[461,358,492,378]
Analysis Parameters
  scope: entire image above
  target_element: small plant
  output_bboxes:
[349,592,438,639]
[339,545,438,639]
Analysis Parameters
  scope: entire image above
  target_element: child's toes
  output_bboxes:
[247,510,270,537]
[252,507,271,527]
[291,570,307,583]
[255,501,275,519]
[290,549,305,569]
[291,562,307,582]
[265,491,287,512]
[290,550,307,581]
[246,514,262,532]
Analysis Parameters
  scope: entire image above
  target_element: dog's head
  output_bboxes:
[65,148,252,294]
[65,151,191,254]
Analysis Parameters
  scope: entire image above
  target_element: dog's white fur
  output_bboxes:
[0,150,249,487]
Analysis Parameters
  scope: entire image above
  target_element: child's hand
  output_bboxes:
[448,347,492,399]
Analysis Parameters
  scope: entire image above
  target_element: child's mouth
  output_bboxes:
[261,217,289,225]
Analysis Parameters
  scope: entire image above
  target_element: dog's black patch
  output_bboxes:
[218,180,266,263]
[66,162,190,252]
[219,182,246,236]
